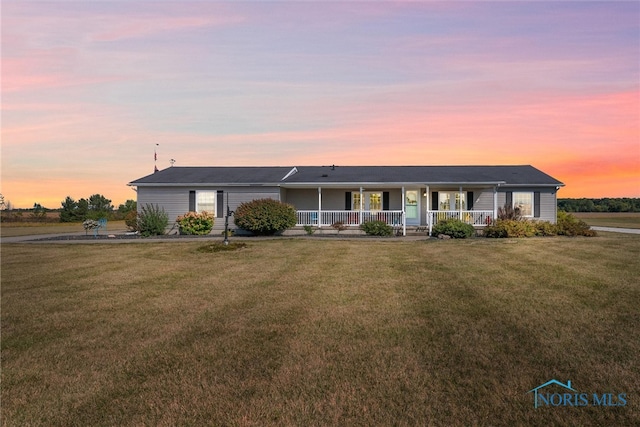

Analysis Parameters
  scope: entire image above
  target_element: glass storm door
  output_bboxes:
[406,190,419,225]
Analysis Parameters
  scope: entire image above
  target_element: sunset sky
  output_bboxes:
[2,1,639,209]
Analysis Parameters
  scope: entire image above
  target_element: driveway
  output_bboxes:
[590,226,640,235]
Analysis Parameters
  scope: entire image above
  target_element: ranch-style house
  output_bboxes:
[128,165,564,236]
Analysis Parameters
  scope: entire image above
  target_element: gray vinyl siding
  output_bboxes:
[473,189,496,211]
[284,189,318,210]
[137,186,280,232]
[497,187,558,223]
[137,187,190,228]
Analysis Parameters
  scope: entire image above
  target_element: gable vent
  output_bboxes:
[281,167,298,181]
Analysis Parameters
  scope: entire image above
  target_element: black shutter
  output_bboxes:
[217,191,224,218]
[505,191,512,207]
[383,192,389,210]
[431,192,439,211]
[534,192,541,218]
[467,191,474,210]
[189,191,196,212]
[345,192,352,210]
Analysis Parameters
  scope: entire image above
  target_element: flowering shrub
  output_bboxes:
[82,219,100,235]
[176,211,214,235]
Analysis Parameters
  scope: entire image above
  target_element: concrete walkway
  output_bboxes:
[590,226,640,235]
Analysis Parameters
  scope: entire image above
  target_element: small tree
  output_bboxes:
[234,198,296,235]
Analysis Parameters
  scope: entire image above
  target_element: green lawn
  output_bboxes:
[2,236,639,426]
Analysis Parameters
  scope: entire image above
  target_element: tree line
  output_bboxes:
[558,198,640,212]
[59,194,136,222]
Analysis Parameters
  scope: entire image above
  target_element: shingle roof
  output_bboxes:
[129,165,563,187]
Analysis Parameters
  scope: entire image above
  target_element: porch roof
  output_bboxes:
[129,165,564,187]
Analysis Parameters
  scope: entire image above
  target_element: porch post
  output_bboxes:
[318,187,322,228]
[493,186,498,221]
[426,185,432,235]
[401,186,406,236]
[459,186,463,221]
[359,186,363,225]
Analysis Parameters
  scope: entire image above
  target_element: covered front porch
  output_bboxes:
[289,185,499,236]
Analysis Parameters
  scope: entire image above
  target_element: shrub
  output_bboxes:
[360,220,393,236]
[533,220,558,237]
[233,198,296,236]
[303,225,316,235]
[137,204,168,237]
[497,204,522,221]
[124,210,138,231]
[176,211,214,235]
[432,218,475,238]
[331,221,347,233]
[484,219,538,238]
[556,211,597,237]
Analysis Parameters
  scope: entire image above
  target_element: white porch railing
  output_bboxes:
[296,210,404,227]
[427,210,494,227]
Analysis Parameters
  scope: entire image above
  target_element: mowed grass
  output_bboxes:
[2,236,639,426]
[573,212,640,229]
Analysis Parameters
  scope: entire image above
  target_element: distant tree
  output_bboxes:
[31,202,47,221]
[117,199,137,215]
[0,194,5,210]
[87,194,113,219]
[76,198,89,219]
[60,196,78,222]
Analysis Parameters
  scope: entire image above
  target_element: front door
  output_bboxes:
[406,190,420,225]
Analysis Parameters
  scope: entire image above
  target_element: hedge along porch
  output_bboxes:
[128,165,564,236]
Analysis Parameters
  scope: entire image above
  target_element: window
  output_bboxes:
[352,192,382,211]
[438,192,465,210]
[513,192,533,217]
[196,191,216,214]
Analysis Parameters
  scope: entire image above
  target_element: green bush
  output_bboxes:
[360,220,393,236]
[534,220,558,236]
[484,219,538,238]
[137,204,168,237]
[303,225,316,235]
[432,218,475,238]
[233,198,296,236]
[556,211,597,236]
[176,211,214,235]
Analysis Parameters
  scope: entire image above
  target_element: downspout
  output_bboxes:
[318,187,322,228]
